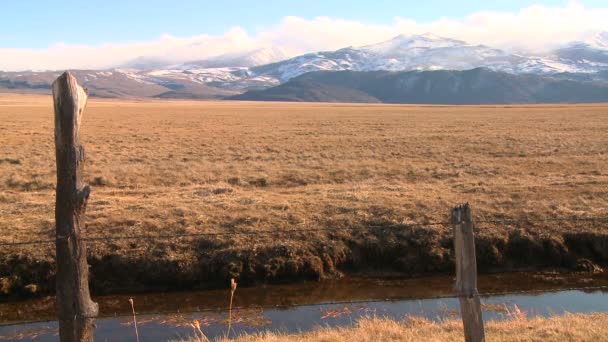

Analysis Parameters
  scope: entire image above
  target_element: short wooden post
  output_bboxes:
[53,71,98,342]
[452,203,485,342]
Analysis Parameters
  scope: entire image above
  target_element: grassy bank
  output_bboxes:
[1,95,607,296]
[186,313,608,341]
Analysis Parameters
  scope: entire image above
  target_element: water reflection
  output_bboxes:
[1,272,607,341]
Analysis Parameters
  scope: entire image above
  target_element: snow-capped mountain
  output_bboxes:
[250,33,579,83]
[138,33,608,90]
[552,32,608,71]
[3,32,608,98]
[357,33,582,74]
[145,67,279,90]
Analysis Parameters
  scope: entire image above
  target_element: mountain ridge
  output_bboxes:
[2,32,608,101]
[230,68,608,104]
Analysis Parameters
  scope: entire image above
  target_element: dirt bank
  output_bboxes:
[1,221,606,298]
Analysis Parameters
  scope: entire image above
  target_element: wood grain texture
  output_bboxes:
[53,72,97,342]
[452,203,485,342]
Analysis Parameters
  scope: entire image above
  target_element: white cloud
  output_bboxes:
[1,1,607,71]
[0,27,260,71]
[392,1,608,52]
[258,16,397,53]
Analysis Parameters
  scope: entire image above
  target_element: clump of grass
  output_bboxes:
[0,158,21,165]
[248,178,268,187]
[91,176,109,186]
[227,177,241,186]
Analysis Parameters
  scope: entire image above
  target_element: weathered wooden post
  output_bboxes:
[452,203,485,342]
[53,71,98,342]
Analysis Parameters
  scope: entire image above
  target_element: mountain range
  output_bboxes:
[231,69,608,104]
[1,32,608,103]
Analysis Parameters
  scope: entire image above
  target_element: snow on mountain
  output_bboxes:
[5,32,608,95]
[363,33,466,53]
[359,35,517,72]
[144,67,279,90]
[552,31,608,71]
[240,47,291,66]
[586,31,608,50]
[91,33,608,90]
[247,34,585,83]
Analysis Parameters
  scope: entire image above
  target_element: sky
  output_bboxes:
[1,0,607,71]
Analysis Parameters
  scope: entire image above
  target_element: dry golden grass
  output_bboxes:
[181,313,608,342]
[1,94,607,290]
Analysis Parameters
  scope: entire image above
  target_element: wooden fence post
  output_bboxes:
[452,203,485,342]
[53,71,98,342]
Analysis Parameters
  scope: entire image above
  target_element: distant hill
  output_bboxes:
[0,70,237,99]
[3,68,608,104]
[230,68,608,104]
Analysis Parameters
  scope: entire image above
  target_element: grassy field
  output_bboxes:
[184,313,608,342]
[1,94,607,294]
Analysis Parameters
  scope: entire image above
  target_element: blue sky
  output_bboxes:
[1,0,606,48]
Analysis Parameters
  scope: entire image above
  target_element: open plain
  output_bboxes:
[1,94,607,295]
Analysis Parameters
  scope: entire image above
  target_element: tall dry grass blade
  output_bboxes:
[129,298,140,342]
[226,278,238,339]
[190,320,210,342]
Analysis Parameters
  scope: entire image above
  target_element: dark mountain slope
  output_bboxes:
[231,78,380,103]
[231,68,608,104]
